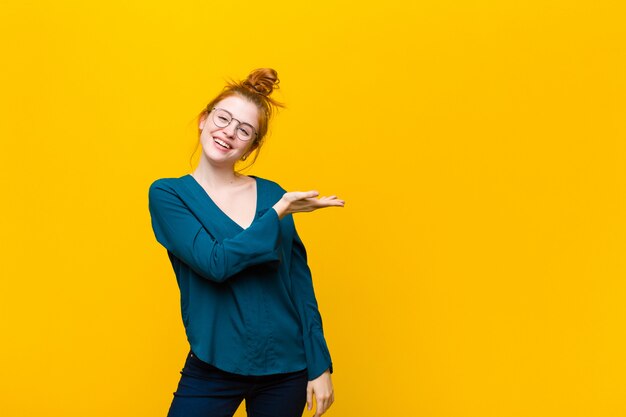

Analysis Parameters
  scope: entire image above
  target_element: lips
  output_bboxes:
[213,137,231,149]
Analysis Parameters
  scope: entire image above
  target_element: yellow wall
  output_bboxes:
[1,1,625,416]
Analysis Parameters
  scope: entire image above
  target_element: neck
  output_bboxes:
[192,156,244,188]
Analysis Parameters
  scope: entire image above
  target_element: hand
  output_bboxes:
[306,369,334,417]
[273,191,345,219]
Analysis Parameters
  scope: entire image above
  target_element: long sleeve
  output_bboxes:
[290,225,334,381]
[148,180,282,283]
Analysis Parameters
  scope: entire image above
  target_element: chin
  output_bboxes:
[202,152,237,166]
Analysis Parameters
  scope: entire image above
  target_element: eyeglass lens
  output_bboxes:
[213,109,255,141]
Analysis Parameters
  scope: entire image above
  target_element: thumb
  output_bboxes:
[303,190,319,199]
[307,383,313,410]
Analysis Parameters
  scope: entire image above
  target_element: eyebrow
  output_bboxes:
[222,108,256,127]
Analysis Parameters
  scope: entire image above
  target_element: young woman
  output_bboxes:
[148,68,343,417]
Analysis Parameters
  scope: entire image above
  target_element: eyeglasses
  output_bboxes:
[210,107,258,141]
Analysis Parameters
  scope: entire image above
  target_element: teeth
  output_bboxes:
[213,138,231,149]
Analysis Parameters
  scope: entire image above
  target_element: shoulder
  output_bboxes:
[148,175,189,203]
[253,175,287,196]
[149,174,189,191]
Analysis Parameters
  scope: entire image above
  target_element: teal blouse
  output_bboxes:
[148,174,333,381]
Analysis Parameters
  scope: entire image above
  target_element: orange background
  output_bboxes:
[1,1,625,416]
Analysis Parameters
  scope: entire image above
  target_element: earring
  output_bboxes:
[241,154,248,161]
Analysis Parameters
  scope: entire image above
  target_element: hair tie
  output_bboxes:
[244,80,273,96]
[243,80,258,92]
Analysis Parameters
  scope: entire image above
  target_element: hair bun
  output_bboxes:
[242,68,280,96]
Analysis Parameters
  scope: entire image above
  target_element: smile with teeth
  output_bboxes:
[213,138,231,149]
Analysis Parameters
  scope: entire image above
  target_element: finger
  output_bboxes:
[315,396,328,417]
[314,402,323,417]
[315,196,343,204]
[319,199,345,207]
[324,396,332,413]
[319,392,332,413]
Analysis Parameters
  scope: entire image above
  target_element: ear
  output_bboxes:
[199,113,208,130]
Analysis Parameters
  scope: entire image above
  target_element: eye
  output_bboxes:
[239,123,254,135]
[217,116,229,123]
[238,127,252,138]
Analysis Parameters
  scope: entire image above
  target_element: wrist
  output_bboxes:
[272,198,289,219]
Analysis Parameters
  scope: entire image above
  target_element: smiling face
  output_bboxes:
[198,94,260,167]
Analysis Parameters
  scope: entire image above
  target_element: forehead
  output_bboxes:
[215,95,259,126]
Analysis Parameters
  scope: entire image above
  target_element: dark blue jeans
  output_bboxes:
[167,351,308,417]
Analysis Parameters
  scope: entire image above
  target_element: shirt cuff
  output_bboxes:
[304,330,333,380]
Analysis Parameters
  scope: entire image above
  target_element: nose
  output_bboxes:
[221,121,237,138]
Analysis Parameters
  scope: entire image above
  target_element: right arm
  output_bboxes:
[148,181,282,283]
[148,182,344,283]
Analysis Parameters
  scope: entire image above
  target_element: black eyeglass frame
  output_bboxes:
[210,107,258,141]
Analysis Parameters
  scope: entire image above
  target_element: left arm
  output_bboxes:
[290,227,334,381]
[289,225,335,416]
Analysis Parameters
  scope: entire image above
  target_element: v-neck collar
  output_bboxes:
[184,174,260,231]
